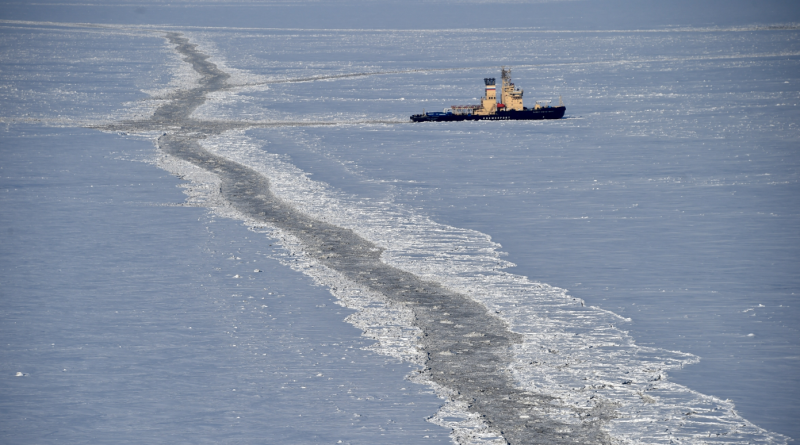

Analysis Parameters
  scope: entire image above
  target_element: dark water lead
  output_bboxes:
[97,31,618,444]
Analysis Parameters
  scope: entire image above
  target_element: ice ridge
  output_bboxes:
[94,29,789,445]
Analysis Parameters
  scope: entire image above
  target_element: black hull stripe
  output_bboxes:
[411,107,566,122]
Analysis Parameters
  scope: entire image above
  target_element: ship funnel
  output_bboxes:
[483,77,496,100]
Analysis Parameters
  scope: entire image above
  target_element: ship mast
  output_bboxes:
[500,66,524,111]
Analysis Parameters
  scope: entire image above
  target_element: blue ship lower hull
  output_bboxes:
[410,106,565,122]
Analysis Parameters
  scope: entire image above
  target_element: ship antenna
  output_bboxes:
[559,95,564,107]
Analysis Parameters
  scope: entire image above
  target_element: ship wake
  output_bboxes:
[95,30,788,445]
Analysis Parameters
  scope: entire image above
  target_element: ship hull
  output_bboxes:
[410,106,565,122]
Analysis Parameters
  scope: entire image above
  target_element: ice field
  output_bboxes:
[1,1,799,443]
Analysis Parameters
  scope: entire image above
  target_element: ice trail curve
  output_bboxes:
[99,32,617,444]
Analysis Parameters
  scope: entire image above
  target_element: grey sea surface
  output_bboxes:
[1,1,800,443]
[0,27,448,444]
[188,23,800,440]
[0,126,449,444]
[249,31,800,434]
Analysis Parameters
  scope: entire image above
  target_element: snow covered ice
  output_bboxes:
[1,1,799,443]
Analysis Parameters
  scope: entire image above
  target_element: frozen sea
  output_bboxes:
[1,1,799,443]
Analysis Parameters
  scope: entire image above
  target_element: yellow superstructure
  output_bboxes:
[500,67,524,111]
[473,67,524,115]
[412,68,566,122]
[475,77,497,116]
